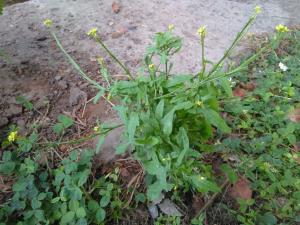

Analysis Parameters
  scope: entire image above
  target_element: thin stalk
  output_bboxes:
[51,32,103,89]
[165,61,168,79]
[208,14,257,77]
[193,178,229,219]
[200,35,206,80]
[198,45,267,86]
[95,36,133,80]
[37,124,123,147]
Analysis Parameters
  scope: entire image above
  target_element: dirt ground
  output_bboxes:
[0,0,300,130]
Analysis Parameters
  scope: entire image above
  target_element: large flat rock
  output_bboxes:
[1,0,299,73]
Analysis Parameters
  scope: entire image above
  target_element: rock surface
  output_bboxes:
[158,199,182,217]
[0,0,299,126]
[1,0,299,74]
[93,125,125,163]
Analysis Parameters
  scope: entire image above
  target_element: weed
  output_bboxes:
[45,7,269,204]
[0,115,124,224]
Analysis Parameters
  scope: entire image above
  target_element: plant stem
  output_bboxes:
[207,15,257,77]
[51,32,103,89]
[95,37,133,80]
[194,178,229,219]
[165,61,168,79]
[200,36,206,80]
[37,124,123,147]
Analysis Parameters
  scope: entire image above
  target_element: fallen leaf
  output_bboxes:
[112,2,120,13]
[233,88,246,98]
[229,177,252,200]
[288,108,300,122]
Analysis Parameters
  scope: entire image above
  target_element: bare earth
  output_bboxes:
[0,0,300,127]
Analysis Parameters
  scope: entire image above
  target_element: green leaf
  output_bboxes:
[69,200,79,211]
[219,77,233,97]
[3,151,12,161]
[78,170,89,186]
[76,218,88,225]
[147,181,164,201]
[155,99,164,119]
[16,96,34,110]
[31,198,42,209]
[287,134,296,144]
[0,161,16,174]
[174,101,194,110]
[135,136,159,146]
[257,212,277,225]
[34,209,45,221]
[75,207,86,218]
[38,192,47,201]
[58,114,74,128]
[191,175,220,193]
[29,132,38,146]
[161,109,175,136]
[115,142,130,154]
[51,197,61,204]
[127,112,139,142]
[201,108,231,133]
[100,194,111,207]
[135,193,146,203]
[95,135,106,154]
[60,211,75,224]
[53,123,64,135]
[69,151,78,161]
[95,208,106,223]
[220,164,238,184]
[166,74,193,88]
[114,105,127,125]
[93,88,106,104]
[143,160,163,176]
[176,127,189,166]
[88,200,99,212]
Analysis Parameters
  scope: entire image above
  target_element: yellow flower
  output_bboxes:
[195,100,203,107]
[197,26,207,38]
[168,24,175,31]
[255,6,262,14]
[43,19,53,28]
[148,64,155,70]
[87,28,98,38]
[8,131,18,143]
[275,24,289,33]
[93,126,100,133]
